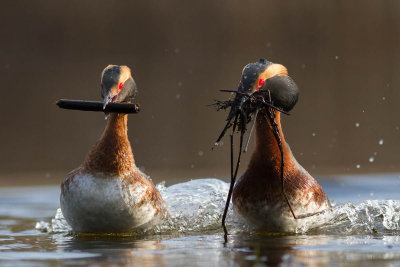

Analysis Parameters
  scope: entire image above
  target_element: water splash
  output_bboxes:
[306,200,400,235]
[35,208,71,233]
[152,179,241,234]
[36,179,400,236]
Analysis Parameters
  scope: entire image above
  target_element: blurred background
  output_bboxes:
[0,0,399,186]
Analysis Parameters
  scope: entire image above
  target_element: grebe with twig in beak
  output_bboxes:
[60,65,168,233]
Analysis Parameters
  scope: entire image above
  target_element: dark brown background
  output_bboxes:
[1,1,399,185]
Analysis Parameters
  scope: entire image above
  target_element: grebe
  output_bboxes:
[60,65,167,233]
[220,59,331,231]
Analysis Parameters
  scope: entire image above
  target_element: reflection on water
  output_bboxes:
[1,174,400,266]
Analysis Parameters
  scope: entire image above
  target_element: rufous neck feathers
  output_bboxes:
[83,113,136,176]
[251,111,293,167]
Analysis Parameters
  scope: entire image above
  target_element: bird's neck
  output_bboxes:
[248,111,294,170]
[83,113,136,176]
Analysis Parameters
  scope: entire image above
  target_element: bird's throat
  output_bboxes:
[251,111,292,168]
[83,113,136,176]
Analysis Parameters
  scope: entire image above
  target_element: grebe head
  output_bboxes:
[213,58,300,146]
[100,65,138,109]
[239,59,299,113]
[238,59,271,93]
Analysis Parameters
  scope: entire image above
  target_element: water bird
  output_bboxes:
[60,65,168,233]
[214,59,331,232]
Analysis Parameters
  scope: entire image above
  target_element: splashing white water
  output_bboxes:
[36,179,400,236]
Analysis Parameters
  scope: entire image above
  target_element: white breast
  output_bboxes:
[233,190,331,232]
[60,173,162,233]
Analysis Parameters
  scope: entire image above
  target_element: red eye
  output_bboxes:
[119,82,124,90]
[258,79,265,88]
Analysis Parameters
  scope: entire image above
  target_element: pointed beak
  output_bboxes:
[103,95,112,109]
[103,92,118,110]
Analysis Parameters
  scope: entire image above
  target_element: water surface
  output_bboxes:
[1,174,400,266]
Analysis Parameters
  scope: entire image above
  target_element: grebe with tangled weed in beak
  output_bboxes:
[213,59,331,234]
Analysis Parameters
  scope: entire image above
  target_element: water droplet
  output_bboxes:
[214,141,224,147]
[266,42,271,47]
[386,83,391,87]
[177,82,183,87]
[198,151,204,156]
[382,96,386,101]
[396,126,399,131]
[176,94,181,99]
[174,48,180,53]
[301,64,306,69]
[190,164,195,169]
[356,164,361,169]
[312,164,316,169]
[370,192,374,197]
[374,152,377,156]
[312,132,316,137]
[299,152,304,156]
[378,139,384,145]
[362,109,366,113]
[369,157,374,163]
[335,56,339,60]
[355,122,360,127]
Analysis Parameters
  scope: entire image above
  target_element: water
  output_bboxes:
[1,174,400,266]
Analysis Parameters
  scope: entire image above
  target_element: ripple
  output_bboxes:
[0,251,99,260]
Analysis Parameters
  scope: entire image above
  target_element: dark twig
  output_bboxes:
[222,99,249,241]
[267,107,297,220]
[215,116,234,146]
[222,114,239,240]
[56,99,140,114]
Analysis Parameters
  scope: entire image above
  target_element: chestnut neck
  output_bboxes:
[83,113,136,176]
[249,111,293,169]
